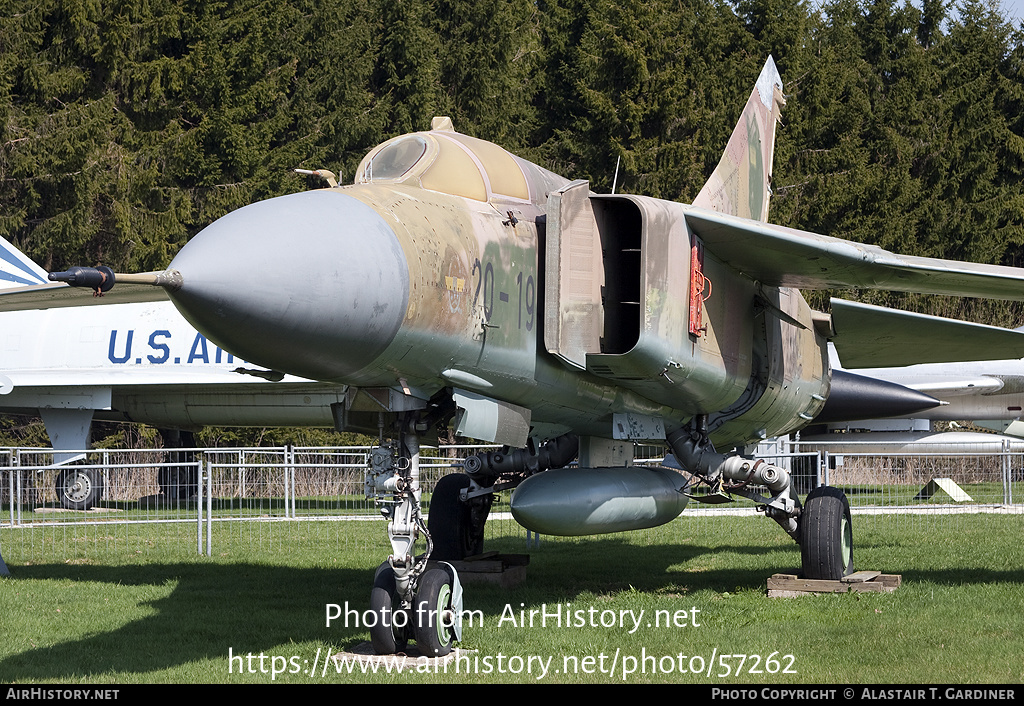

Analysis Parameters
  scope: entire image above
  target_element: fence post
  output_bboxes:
[284,446,291,519]
[197,460,204,556]
[526,529,541,549]
[14,450,22,526]
[238,449,245,499]
[1009,441,1015,506]
[1003,439,1012,506]
[102,449,109,502]
[1,467,9,576]
[206,460,212,557]
[288,446,296,519]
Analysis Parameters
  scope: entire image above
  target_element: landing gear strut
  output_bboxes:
[667,415,853,581]
[364,419,464,656]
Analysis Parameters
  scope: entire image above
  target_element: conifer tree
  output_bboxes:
[926,0,1024,267]
[371,0,446,137]
[432,0,541,148]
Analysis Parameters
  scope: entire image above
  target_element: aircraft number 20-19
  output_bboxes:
[471,258,535,332]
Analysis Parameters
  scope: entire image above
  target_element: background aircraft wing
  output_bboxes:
[828,298,1024,368]
[0,280,168,312]
[0,234,168,311]
[686,208,1024,300]
[891,376,1006,397]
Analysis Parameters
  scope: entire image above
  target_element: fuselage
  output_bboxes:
[164,126,830,446]
[0,299,347,428]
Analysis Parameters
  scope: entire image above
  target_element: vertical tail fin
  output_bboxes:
[693,56,784,223]
[0,236,49,289]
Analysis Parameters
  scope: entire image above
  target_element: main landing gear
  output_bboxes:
[364,420,464,656]
[799,485,854,580]
[427,473,488,561]
[667,416,853,581]
[56,466,104,511]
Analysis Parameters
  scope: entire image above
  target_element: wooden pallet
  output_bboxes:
[767,571,901,597]
[448,552,530,589]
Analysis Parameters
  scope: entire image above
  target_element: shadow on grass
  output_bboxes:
[0,560,370,682]
[0,539,755,681]
[2,532,1022,682]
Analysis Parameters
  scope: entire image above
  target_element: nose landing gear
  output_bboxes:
[364,422,463,656]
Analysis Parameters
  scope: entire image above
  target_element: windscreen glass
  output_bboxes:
[367,136,428,180]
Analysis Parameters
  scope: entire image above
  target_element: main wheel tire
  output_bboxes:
[413,567,457,657]
[369,563,408,655]
[800,485,854,580]
[428,474,489,561]
[56,468,104,511]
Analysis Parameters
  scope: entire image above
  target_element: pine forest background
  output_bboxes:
[2,0,1024,446]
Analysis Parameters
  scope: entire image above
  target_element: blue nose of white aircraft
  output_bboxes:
[168,189,409,381]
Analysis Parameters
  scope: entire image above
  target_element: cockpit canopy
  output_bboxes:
[355,119,531,203]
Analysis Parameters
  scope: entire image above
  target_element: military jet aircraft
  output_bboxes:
[25,57,1024,657]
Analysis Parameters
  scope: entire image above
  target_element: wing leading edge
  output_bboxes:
[0,280,168,312]
[685,207,1024,301]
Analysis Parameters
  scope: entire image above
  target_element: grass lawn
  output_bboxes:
[0,512,1022,683]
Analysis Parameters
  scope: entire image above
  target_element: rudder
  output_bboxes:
[0,235,49,289]
[693,56,784,223]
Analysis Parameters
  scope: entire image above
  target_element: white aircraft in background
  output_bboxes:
[843,356,1024,437]
[796,341,1024,451]
[0,235,349,509]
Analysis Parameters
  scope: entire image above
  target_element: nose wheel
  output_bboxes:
[413,565,461,656]
[368,562,462,657]
[369,563,409,654]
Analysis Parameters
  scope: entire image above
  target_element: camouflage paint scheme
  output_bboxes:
[178,58,826,449]
[77,57,1024,454]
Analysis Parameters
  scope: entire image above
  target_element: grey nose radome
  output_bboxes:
[168,189,409,382]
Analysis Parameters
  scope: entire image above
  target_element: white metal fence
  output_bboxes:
[0,445,502,563]
[2,442,1021,565]
[786,437,1023,509]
